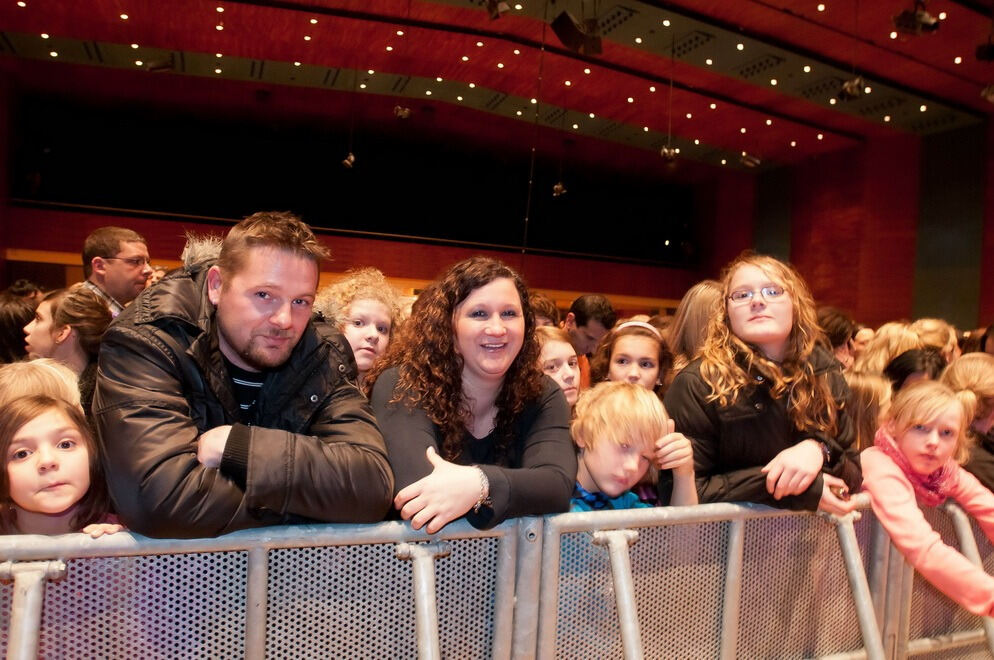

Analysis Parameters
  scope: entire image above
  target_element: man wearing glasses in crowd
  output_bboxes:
[82,226,154,316]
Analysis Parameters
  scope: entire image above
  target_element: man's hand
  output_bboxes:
[197,425,233,468]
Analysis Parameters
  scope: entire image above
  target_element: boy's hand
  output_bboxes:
[654,419,694,476]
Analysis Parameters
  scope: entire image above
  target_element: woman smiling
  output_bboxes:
[365,257,575,532]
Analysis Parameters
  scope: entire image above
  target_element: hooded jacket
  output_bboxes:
[93,260,393,538]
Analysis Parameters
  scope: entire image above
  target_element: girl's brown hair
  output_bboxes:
[0,395,111,533]
[589,322,673,400]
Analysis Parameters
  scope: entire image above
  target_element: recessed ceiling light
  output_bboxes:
[469,83,476,88]
[920,104,927,112]
[770,78,777,86]
[293,61,301,66]
[663,19,671,27]
[884,115,891,122]
[130,43,139,48]
[216,6,224,12]
[41,33,50,39]
[705,58,713,66]
[385,45,392,51]
[583,67,590,74]
[513,49,521,55]
[497,62,504,68]
[396,30,404,36]
[359,83,366,89]
[436,76,443,82]
[304,35,311,40]
[48,50,57,57]
[938,11,947,19]
[790,140,797,147]
[476,41,484,47]
[368,69,374,74]
[310,18,318,24]
[694,139,700,145]
[817,3,825,11]
[954,56,962,64]
[134,60,143,66]
[889,31,897,39]
[736,43,744,51]
[709,103,716,109]
[457,95,463,101]
[643,126,649,132]
[665,240,670,246]
[516,110,522,116]
[686,113,692,119]
[514,3,522,9]
[864,86,872,94]
[461,55,469,61]
[721,159,727,165]
[564,80,571,86]
[649,86,656,92]
[425,90,431,95]
[803,65,811,73]
[216,24,223,30]
[530,97,537,104]
[627,97,634,103]
[120,13,129,20]
[740,127,746,133]
[572,123,579,129]
[215,67,222,74]
[589,112,595,118]
[817,133,824,140]
[829,98,837,105]
[216,53,223,58]
[634,37,642,44]
[16,1,25,6]
[766,119,772,126]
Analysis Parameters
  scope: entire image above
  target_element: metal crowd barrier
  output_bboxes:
[2,502,994,660]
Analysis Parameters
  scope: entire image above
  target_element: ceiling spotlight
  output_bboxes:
[393,105,412,119]
[486,0,511,19]
[837,75,865,101]
[660,146,678,162]
[342,152,356,169]
[740,153,761,168]
[550,11,602,55]
[892,2,939,36]
[552,181,567,197]
[982,85,994,104]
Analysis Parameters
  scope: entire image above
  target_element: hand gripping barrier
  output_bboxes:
[2,502,994,659]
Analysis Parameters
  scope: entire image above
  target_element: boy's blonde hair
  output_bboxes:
[886,380,975,464]
[0,359,81,409]
[571,381,668,453]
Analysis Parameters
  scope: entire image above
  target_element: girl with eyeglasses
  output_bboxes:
[663,253,861,514]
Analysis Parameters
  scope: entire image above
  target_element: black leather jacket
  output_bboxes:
[93,260,393,538]
[663,345,861,511]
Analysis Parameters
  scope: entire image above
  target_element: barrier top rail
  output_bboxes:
[0,517,518,561]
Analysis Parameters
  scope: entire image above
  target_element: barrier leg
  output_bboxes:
[719,518,744,660]
[245,546,268,660]
[592,530,643,660]
[396,542,451,660]
[943,502,994,657]
[513,517,543,660]
[0,559,66,660]
[834,516,886,660]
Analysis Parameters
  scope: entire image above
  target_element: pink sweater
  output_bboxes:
[862,446,994,616]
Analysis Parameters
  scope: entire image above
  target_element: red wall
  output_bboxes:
[980,123,994,327]
[790,135,921,327]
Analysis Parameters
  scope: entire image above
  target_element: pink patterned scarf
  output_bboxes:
[874,427,959,507]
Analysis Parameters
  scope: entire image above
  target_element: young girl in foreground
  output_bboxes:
[1,395,120,537]
[570,382,696,511]
[861,380,994,616]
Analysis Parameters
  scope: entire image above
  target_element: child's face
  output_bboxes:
[608,336,660,390]
[576,435,652,498]
[539,339,580,405]
[895,402,962,475]
[6,409,91,516]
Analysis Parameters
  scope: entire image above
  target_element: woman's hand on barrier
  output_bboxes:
[654,419,694,477]
[395,447,481,534]
[82,523,124,538]
[762,439,823,499]
[818,474,857,516]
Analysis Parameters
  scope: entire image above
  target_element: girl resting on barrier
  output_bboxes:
[366,257,576,533]
[0,395,121,537]
[570,382,696,511]
[861,380,994,617]
[589,321,672,400]
[663,253,860,514]
[535,326,581,410]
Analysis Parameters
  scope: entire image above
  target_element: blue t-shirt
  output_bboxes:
[570,483,651,512]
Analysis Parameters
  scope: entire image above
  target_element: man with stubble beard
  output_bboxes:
[94,211,393,538]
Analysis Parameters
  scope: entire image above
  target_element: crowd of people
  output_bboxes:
[2,211,994,616]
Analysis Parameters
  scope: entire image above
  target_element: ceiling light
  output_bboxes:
[893,3,939,35]
[216,24,224,30]
[686,112,692,119]
[304,35,311,40]
[709,103,717,109]
[530,97,536,103]
[583,67,591,74]
[120,13,129,20]
[830,98,837,105]
[470,83,477,88]
[310,18,318,24]
[721,159,727,165]
[705,58,713,65]
[817,3,826,11]
[514,49,521,55]
[766,119,773,126]
[663,19,671,27]
[817,133,824,140]
[216,6,224,12]
[589,112,595,118]
[884,115,891,122]
[385,45,393,51]
[16,1,25,6]
[770,78,777,86]
[660,146,678,162]
[516,110,522,116]
[41,33,49,39]
[436,76,443,82]
[938,11,947,20]
[48,50,57,57]
[135,60,143,66]
[359,83,366,89]
[515,3,523,9]
[368,69,374,74]
[627,97,634,103]
[790,140,797,147]
[342,152,355,169]
[486,0,510,19]
[649,86,656,92]
[552,182,567,197]
[294,61,301,66]
[130,42,139,48]
[736,43,744,51]
[890,31,898,39]
[497,62,504,68]
[803,65,811,73]
[643,126,649,132]
[919,104,927,111]
[216,53,223,58]
[864,86,872,94]
[457,95,463,101]
[462,55,469,61]
[396,30,404,36]
[634,37,643,44]
[476,41,484,47]
[954,56,962,64]
[572,123,579,129]
[214,68,222,74]
[564,80,571,86]
[425,90,431,95]
[694,139,700,145]
[740,127,746,133]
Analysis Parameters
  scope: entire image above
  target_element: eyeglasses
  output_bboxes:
[728,285,786,305]
[105,256,151,268]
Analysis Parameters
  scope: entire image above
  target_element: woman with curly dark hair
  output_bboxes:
[365,257,576,533]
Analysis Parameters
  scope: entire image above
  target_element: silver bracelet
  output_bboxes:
[473,466,493,514]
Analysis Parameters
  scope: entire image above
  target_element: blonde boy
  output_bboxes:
[570,382,697,511]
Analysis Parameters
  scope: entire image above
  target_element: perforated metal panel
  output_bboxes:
[555,520,729,658]
[0,551,247,658]
[265,538,500,658]
[906,507,991,660]
[737,512,873,658]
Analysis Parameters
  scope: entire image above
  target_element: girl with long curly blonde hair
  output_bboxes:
[365,257,575,533]
[663,253,861,514]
